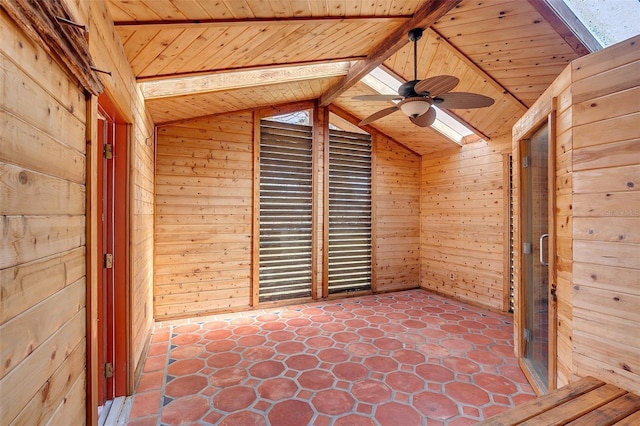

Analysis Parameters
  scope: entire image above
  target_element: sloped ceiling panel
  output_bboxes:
[107,0,425,21]
[117,19,407,80]
[431,0,583,107]
[147,76,344,124]
[383,28,525,139]
[106,0,590,149]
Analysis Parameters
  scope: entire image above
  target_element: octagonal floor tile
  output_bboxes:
[386,371,425,393]
[375,402,422,425]
[333,362,369,381]
[258,377,298,400]
[352,379,392,404]
[298,370,335,390]
[161,395,208,424]
[164,375,207,398]
[445,382,490,406]
[212,385,256,411]
[312,389,355,415]
[249,360,285,378]
[268,400,314,426]
[127,290,536,426]
[413,391,459,419]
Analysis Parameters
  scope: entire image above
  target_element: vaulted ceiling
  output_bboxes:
[106,0,594,155]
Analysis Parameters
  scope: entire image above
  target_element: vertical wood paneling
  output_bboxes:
[0,9,87,424]
[155,113,254,319]
[375,135,421,292]
[570,36,640,394]
[421,136,512,311]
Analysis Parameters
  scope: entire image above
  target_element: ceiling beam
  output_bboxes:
[527,0,601,54]
[114,15,408,29]
[318,0,461,107]
[136,57,362,83]
[141,61,352,99]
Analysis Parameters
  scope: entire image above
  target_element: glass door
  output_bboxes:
[520,121,554,393]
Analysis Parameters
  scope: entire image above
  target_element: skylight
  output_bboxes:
[562,0,640,47]
[361,67,474,145]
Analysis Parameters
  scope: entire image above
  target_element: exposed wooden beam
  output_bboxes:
[318,0,461,107]
[141,61,352,99]
[114,15,409,29]
[528,0,601,54]
[136,57,362,83]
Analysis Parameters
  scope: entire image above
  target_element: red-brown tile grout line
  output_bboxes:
[127,289,536,426]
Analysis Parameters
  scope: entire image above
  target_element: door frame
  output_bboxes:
[87,92,131,420]
[515,103,558,395]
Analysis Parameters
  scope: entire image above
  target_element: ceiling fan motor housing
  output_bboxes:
[399,80,428,98]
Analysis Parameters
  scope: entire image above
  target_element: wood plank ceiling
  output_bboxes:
[106,0,590,155]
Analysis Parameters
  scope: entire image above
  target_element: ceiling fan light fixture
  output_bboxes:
[399,97,431,118]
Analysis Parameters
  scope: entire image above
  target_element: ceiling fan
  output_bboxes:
[355,28,495,127]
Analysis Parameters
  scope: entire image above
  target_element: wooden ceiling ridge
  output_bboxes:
[136,57,363,83]
[113,15,410,28]
[318,0,462,107]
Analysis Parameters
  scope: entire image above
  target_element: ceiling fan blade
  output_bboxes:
[409,107,436,127]
[436,92,495,109]
[359,106,399,125]
[353,94,403,101]
[414,75,460,97]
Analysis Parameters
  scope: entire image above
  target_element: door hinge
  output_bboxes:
[522,156,530,168]
[524,328,531,342]
[104,362,114,378]
[104,143,113,159]
[104,253,113,269]
[523,242,532,254]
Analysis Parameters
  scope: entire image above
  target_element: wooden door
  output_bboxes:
[97,95,128,404]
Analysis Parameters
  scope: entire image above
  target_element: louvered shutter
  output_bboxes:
[328,129,372,294]
[259,120,313,302]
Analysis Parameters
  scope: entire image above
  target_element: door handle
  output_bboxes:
[539,233,549,266]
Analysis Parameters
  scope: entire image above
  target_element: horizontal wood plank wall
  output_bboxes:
[0,9,87,424]
[553,78,574,389]
[570,36,640,394]
[420,136,511,311]
[81,0,157,386]
[375,134,421,291]
[155,113,254,319]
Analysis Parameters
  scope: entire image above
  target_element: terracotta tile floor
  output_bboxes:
[127,289,536,425]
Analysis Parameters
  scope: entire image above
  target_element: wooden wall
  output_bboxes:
[0,9,88,424]
[155,107,420,319]
[155,113,254,319]
[375,134,421,292]
[1,1,156,422]
[570,36,640,393]
[420,135,512,311]
[78,0,156,383]
[512,35,640,393]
